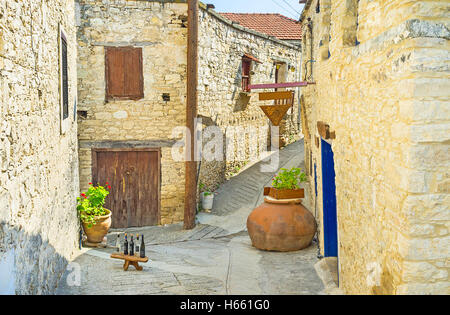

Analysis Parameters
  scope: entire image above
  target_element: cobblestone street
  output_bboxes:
[56,141,326,295]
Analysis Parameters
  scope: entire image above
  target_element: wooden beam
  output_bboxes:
[184,0,198,230]
[258,91,294,101]
[243,53,262,63]
[79,140,179,149]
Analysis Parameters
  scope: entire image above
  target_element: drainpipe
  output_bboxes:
[184,0,199,230]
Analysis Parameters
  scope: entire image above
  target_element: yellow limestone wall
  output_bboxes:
[76,0,188,224]
[0,0,80,294]
[300,0,449,294]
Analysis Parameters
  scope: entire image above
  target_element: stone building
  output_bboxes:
[299,0,449,294]
[76,0,303,226]
[0,0,80,294]
[197,7,303,191]
[220,13,303,46]
[76,0,188,226]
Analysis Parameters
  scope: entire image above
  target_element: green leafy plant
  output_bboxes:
[199,181,213,197]
[77,182,111,228]
[272,168,307,190]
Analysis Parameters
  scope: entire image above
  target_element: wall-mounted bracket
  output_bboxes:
[317,121,336,140]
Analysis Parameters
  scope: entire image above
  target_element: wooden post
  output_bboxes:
[184,0,199,230]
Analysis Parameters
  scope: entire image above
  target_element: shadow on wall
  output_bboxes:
[0,246,15,294]
[0,222,70,295]
[197,114,227,192]
[197,112,266,193]
[234,92,251,112]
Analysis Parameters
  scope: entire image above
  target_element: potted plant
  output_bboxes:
[199,182,215,211]
[77,182,112,244]
[265,167,307,200]
[247,167,316,252]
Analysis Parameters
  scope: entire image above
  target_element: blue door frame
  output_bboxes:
[314,163,318,197]
[321,139,338,257]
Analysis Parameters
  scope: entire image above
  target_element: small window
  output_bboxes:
[61,35,69,119]
[105,47,144,100]
[242,58,251,92]
[241,54,261,92]
[59,25,70,134]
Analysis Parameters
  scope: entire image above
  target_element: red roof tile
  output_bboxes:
[219,13,302,40]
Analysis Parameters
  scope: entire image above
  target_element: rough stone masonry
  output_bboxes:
[0,0,303,294]
[300,0,449,295]
[197,4,302,192]
[0,0,80,294]
[76,0,189,225]
[76,0,303,225]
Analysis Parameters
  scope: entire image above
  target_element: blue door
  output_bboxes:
[321,139,338,257]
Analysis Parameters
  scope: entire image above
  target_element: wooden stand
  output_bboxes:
[110,253,149,271]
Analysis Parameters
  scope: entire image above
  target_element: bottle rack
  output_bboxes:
[110,253,149,271]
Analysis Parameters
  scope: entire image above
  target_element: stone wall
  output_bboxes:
[0,0,80,294]
[77,1,303,221]
[76,0,188,224]
[198,6,302,192]
[300,0,449,294]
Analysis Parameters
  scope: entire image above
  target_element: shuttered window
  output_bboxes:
[241,54,260,92]
[242,58,251,92]
[59,25,70,135]
[61,34,69,120]
[105,47,144,100]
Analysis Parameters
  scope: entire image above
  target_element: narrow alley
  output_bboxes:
[56,141,326,295]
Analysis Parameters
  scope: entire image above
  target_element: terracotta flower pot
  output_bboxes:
[82,209,112,243]
[247,198,316,252]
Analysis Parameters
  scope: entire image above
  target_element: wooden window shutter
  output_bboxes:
[105,47,144,100]
[106,47,125,98]
[242,58,251,92]
[124,48,143,98]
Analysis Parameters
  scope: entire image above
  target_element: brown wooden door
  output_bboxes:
[92,149,160,228]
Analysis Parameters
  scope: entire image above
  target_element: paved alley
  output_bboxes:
[56,140,325,295]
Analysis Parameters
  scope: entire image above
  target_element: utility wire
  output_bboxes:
[270,0,300,19]
[273,0,299,18]
[281,0,302,16]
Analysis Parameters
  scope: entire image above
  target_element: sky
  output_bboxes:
[207,0,306,20]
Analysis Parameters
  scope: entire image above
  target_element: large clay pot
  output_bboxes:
[247,198,316,252]
[82,209,112,243]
